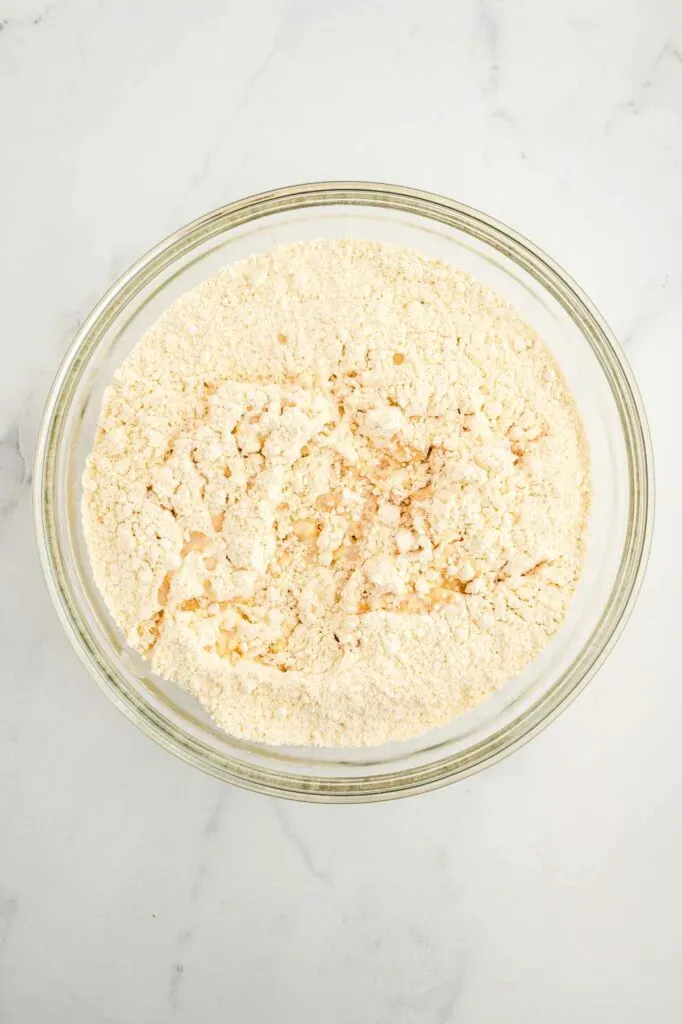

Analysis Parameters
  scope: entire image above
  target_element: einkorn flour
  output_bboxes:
[83,240,590,746]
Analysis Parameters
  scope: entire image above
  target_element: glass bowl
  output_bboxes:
[34,182,653,802]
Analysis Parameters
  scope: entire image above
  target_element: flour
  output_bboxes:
[82,240,590,747]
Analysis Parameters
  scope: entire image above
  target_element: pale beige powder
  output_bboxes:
[82,240,590,747]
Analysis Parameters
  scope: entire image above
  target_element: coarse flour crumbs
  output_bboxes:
[82,240,590,747]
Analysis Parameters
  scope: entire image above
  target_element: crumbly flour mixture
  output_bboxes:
[83,239,590,746]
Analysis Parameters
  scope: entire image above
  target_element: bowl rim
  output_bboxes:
[33,180,655,802]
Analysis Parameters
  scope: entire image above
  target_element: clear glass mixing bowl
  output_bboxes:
[34,182,653,802]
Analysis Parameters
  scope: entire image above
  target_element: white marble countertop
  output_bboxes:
[1,1,680,1021]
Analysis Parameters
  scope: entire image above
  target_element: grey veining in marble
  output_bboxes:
[1,1,681,1021]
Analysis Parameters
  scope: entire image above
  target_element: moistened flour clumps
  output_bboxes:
[83,240,590,747]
